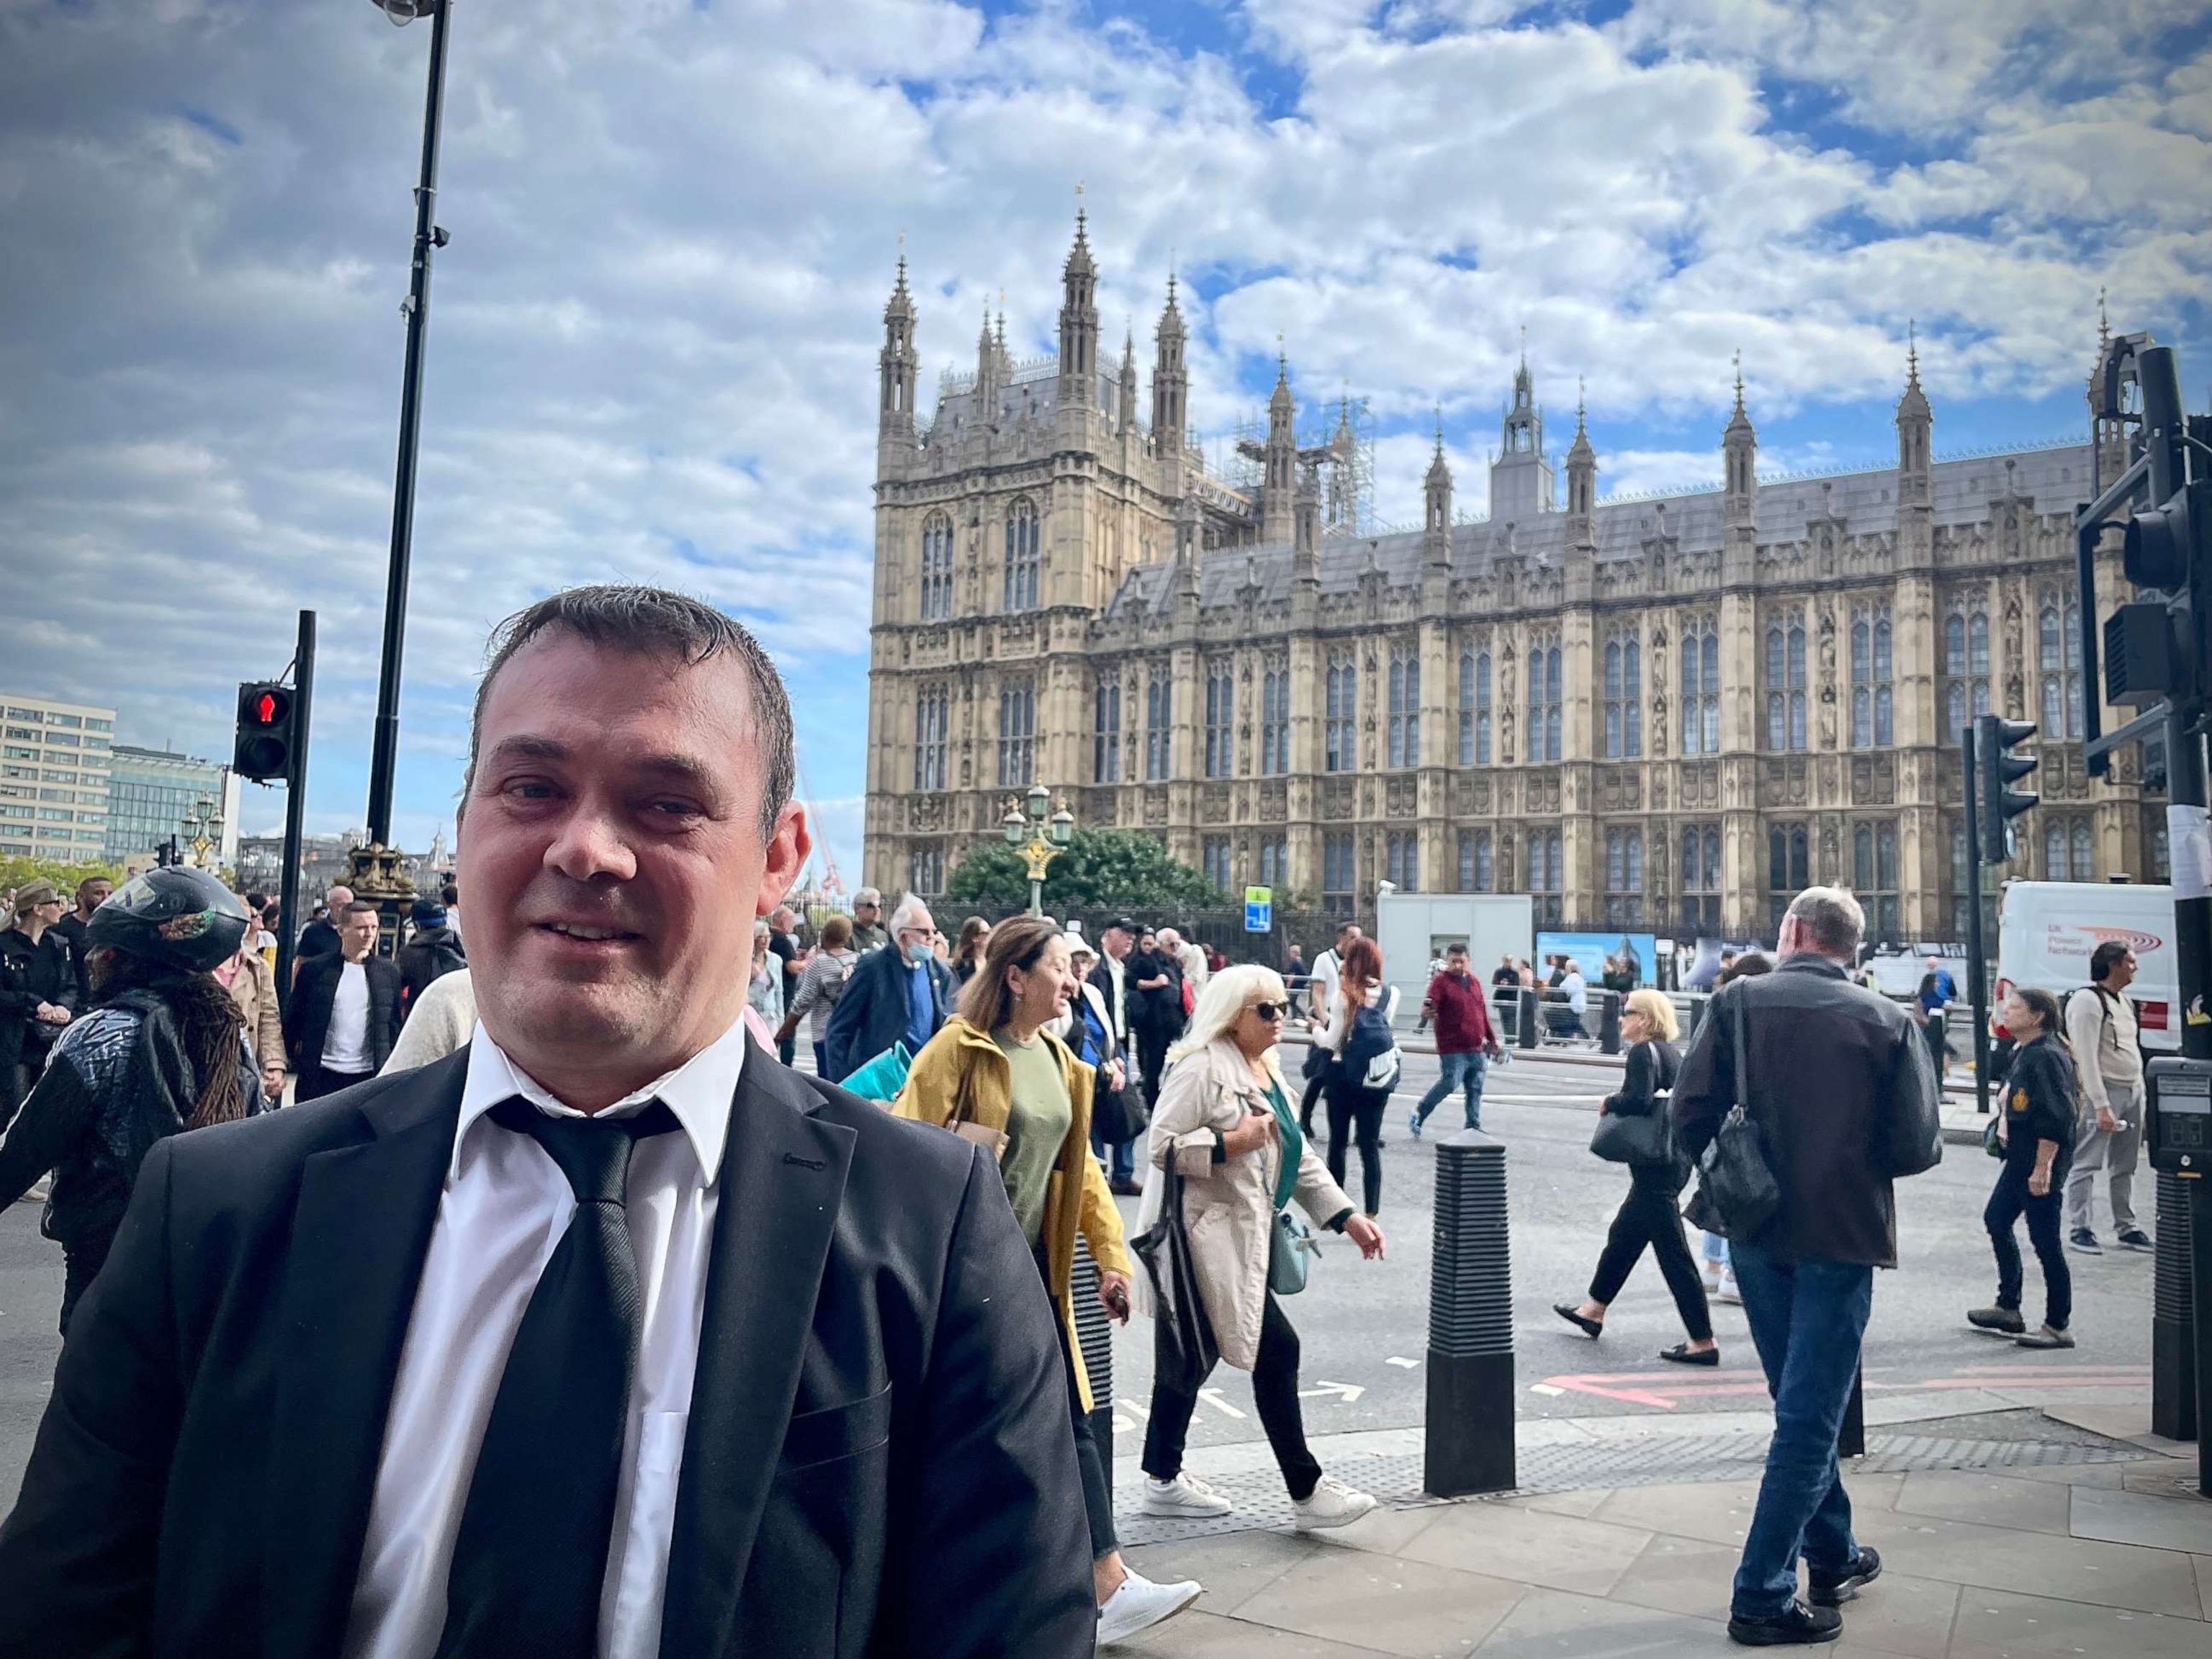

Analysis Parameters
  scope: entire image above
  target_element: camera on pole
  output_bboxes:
[233,683,297,783]
[1974,714,2038,866]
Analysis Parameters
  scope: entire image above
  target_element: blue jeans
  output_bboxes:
[1414,1051,1489,1130]
[1729,1242,1874,1619]
[1092,1125,1135,1184]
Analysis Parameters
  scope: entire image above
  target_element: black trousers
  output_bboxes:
[1136,1027,1173,1112]
[1041,1250,1117,1562]
[1143,1291,1321,1501]
[57,1234,113,1339]
[1324,1079,1389,1216]
[1298,1064,1328,1135]
[1589,1172,1713,1342]
[1986,1160,2072,1331]
[295,1061,373,1103]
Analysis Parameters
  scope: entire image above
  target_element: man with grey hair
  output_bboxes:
[0,585,1094,1655]
[1673,886,1941,1646]
[822,892,953,1082]
[848,887,889,953]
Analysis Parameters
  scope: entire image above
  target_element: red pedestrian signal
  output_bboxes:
[233,682,296,782]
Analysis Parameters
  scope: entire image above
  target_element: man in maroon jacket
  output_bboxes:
[1411,943,1503,1136]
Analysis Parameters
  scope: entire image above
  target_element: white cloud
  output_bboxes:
[0,0,2202,867]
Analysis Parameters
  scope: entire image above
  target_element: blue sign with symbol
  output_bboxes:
[1244,886,1272,933]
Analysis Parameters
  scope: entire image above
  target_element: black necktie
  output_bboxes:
[436,1097,680,1659]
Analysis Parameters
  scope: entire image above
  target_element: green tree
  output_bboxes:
[945,827,1231,910]
[0,855,125,897]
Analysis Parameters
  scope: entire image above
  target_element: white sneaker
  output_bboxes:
[1097,1570,1202,1645]
[1699,1262,1722,1294]
[1716,1274,1742,1306]
[1290,1476,1378,1531]
[1143,1473,1233,1518]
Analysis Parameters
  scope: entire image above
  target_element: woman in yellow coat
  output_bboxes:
[895,914,1200,1646]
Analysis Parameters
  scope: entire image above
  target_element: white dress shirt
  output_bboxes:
[323,960,373,1072]
[342,1016,745,1659]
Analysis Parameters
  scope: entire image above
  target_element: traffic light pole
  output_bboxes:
[276,610,317,1014]
[1963,727,1992,1117]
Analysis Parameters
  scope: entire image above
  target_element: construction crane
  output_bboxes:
[796,755,845,901]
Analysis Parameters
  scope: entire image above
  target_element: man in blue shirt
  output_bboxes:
[822,895,955,1081]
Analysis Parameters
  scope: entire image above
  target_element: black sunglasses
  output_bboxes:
[1249,1001,1286,1021]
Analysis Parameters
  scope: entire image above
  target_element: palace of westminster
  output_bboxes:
[863,213,2164,942]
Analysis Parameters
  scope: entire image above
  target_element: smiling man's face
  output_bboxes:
[457,628,809,1105]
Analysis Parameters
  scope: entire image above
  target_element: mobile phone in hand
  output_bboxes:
[1104,1282,1130,1321]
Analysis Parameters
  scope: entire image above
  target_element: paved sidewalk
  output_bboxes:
[1117,1407,2210,1655]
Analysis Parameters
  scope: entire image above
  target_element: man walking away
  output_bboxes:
[848,886,890,953]
[396,896,467,1028]
[1087,918,1142,1193]
[1412,943,1501,1136]
[1299,922,1360,1134]
[1673,887,1940,1646]
[767,904,804,1066]
[285,902,401,1100]
[51,876,111,1007]
[2062,942,2153,1255]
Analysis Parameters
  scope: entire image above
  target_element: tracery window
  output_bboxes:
[919,514,955,621]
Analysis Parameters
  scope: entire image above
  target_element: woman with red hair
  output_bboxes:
[1314,936,1401,1217]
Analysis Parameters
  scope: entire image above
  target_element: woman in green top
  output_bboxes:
[1135,966,1388,1532]
[894,917,1200,1645]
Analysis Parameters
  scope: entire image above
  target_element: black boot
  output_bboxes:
[1727,1603,1843,1646]
[1808,1546,1882,1607]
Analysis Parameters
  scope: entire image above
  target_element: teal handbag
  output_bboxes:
[1269,1208,1321,1295]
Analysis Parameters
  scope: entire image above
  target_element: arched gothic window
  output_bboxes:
[1002,499,1039,612]
[919,515,955,621]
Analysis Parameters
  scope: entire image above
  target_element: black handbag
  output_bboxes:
[1591,1099,1673,1166]
[1090,1066,1149,1146]
[1128,1164,1218,1395]
[1689,984,1781,1241]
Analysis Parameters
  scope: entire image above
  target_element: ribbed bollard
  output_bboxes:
[1599,991,1622,1053]
[1517,988,1539,1051]
[1426,1129,1515,1497]
[2151,1170,2198,1442]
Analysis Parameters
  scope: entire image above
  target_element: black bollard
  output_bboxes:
[1599,991,1622,1054]
[1493,986,1517,1047]
[1425,1129,1516,1497]
[1517,987,1539,1051]
[2151,1170,2198,1442]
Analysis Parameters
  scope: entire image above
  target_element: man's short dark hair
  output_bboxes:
[468,584,796,840]
[441,883,459,907]
[1445,942,1469,957]
[341,902,380,920]
[2090,940,2132,982]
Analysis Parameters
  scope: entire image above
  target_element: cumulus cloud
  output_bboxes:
[0,0,2202,862]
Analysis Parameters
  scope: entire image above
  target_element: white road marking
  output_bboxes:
[1528,1383,1566,1398]
[1298,1380,1366,1403]
[1117,1396,1151,1420]
[1197,1388,1248,1420]
[1385,1356,1419,1369]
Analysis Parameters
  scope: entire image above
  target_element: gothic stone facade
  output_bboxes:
[864,218,2161,940]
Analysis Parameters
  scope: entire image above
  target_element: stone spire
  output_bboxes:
[974,301,1001,426]
[1896,322,1932,506]
[1292,460,1321,585]
[1262,352,1298,545]
[1174,487,1202,613]
[1152,271,1187,462]
[1565,377,1597,533]
[1723,351,1757,529]
[877,250,917,441]
[1423,408,1454,572]
[1118,318,1140,432]
[1056,206,1099,410]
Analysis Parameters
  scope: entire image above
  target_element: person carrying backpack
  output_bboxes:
[2059,941,2152,1255]
[395,896,467,1027]
[1315,937,1401,1218]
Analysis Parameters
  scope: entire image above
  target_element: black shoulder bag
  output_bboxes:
[1128,1164,1218,1395]
[1686,983,1781,1241]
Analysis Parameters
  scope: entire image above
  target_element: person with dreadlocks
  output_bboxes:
[0,866,261,1334]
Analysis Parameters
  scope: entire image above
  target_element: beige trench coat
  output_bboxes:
[1133,1038,1354,1370]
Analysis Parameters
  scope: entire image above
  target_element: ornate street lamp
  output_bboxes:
[1003,783,1076,917]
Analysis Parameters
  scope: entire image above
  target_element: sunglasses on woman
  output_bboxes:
[1249,1001,1286,1021]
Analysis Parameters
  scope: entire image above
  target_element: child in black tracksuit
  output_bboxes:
[1972,987,2078,1349]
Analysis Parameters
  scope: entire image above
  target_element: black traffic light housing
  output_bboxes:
[233,682,296,783]
[1976,714,2038,865]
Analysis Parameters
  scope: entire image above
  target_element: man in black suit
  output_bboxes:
[1086,917,1141,1192]
[289,882,351,988]
[0,585,1094,1658]
[284,902,403,1101]
[819,894,954,1082]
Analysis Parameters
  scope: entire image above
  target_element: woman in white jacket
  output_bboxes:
[1135,965,1387,1529]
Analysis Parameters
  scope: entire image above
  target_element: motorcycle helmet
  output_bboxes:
[85,866,251,975]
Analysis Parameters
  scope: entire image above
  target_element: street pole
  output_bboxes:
[276,610,316,1014]
[1028,874,1043,919]
[1962,726,1992,1115]
[361,0,452,868]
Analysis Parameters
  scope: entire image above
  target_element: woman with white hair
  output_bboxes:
[1136,965,1388,1530]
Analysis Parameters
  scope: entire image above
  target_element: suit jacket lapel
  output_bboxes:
[262,1053,465,1659]
[661,1043,855,1659]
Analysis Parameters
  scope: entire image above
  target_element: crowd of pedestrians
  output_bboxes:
[0,584,2158,1655]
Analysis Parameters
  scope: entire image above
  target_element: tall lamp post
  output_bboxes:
[351,0,455,930]
[182,796,225,871]
[1002,782,1076,918]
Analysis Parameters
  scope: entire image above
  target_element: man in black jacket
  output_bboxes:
[50,874,111,1006]
[396,895,467,1026]
[0,585,1093,1658]
[1673,886,1939,1647]
[819,894,953,1082]
[286,903,403,1102]
[1,882,78,1124]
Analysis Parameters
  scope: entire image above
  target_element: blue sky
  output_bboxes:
[2,0,2208,883]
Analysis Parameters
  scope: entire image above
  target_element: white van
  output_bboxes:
[1995,880,2177,1052]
